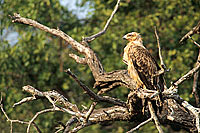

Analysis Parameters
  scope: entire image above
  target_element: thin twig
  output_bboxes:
[126,117,152,133]
[32,122,42,133]
[0,97,41,133]
[13,96,36,107]
[27,108,60,133]
[193,50,200,107]
[188,35,200,48]
[154,26,169,72]
[1,104,28,124]
[63,117,78,133]
[55,127,64,133]
[193,74,200,107]
[170,63,200,89]
[70,122,92,133]
[148,101,164,133]
[83,0,121,42]
[85,102,97,122]
[0,93,2,104]
[180,20,200,43]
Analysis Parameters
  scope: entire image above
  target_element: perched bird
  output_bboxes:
[122,32,164,94]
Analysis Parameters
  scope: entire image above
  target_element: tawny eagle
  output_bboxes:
[123,32,164,93]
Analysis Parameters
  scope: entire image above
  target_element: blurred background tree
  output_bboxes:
[0,0,199,132]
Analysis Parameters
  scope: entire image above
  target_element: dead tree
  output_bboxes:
[1,1,200,132]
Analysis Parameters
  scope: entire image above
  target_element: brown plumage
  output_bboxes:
[123,32,164,93]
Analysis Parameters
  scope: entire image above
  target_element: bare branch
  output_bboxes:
[21,85,83,116]
[65,69,127,107]
[10,13,106,79]
[55,126,64,133]
[9,13,91,56]
[9,13,137,97]
[127,117,152,133]
[0,95,41,133]
[83,0,121,42]
[1,102,23,123]
[188,35,200,48]
[13,96,36,107]
[154,26,169,73]
[32,122,42,133]
[63,117,78,133]
[70,122,92,133]
[193,50,200,107]
[85,102,97,122]
[180,20,200,43]
[148,101,163,133]
[27,108,60,133]
[169,62,200,90]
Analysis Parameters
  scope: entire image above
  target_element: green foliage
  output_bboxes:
[0,0,87,132]
[0,0,200,132]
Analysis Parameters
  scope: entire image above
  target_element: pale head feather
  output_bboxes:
[123,32,143,45]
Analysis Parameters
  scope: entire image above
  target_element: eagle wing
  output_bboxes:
[128,45,164,92]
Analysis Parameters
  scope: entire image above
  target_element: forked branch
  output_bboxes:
[0,94,41,133]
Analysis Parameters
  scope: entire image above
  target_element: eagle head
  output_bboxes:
[123,32,142,42]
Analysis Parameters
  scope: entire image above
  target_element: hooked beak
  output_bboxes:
[123,35,127,40]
